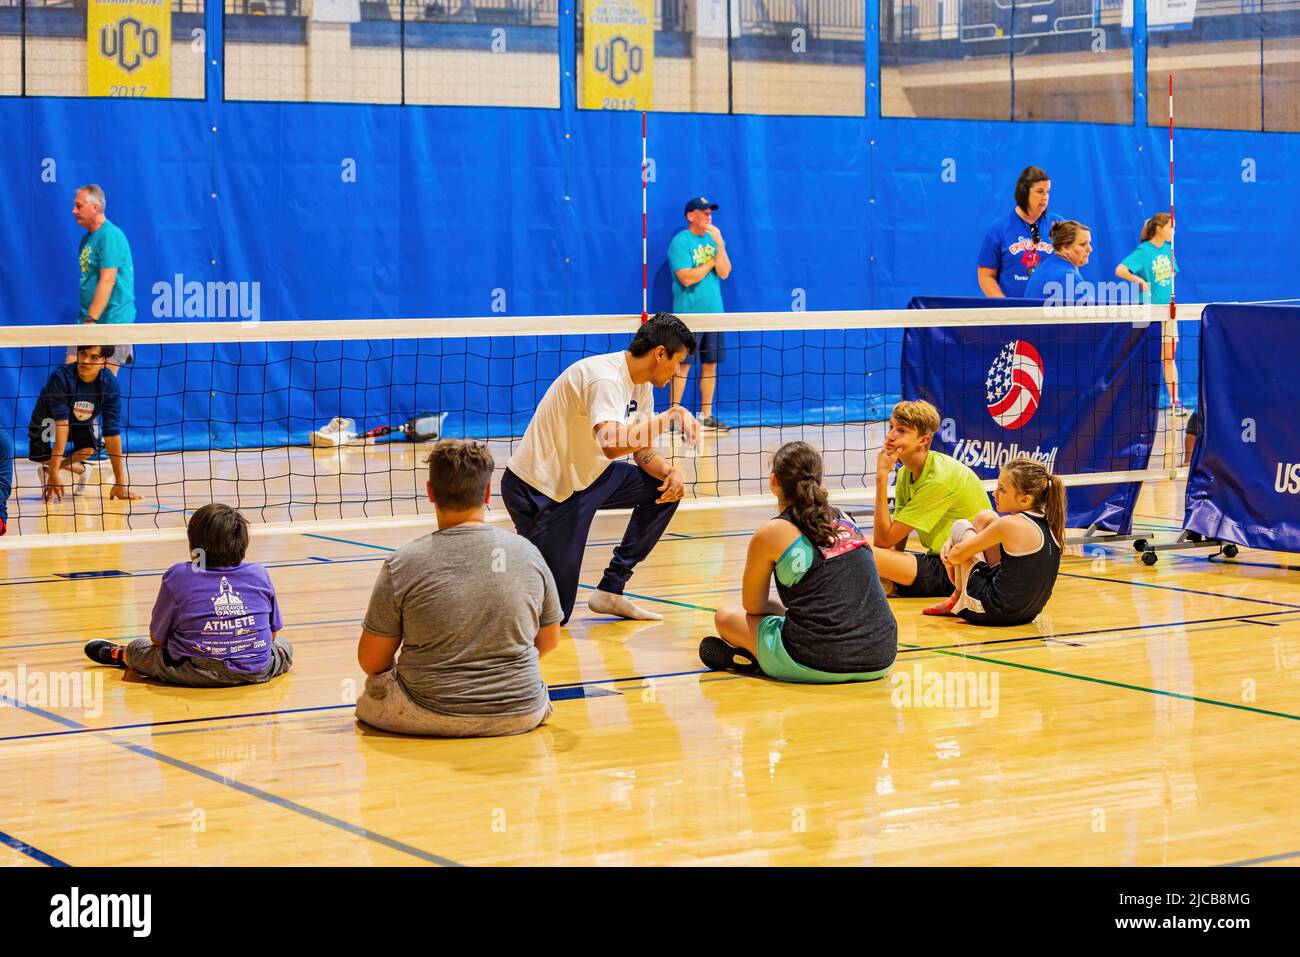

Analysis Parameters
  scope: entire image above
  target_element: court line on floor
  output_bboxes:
[1218,848,1300,867]
[9,528,1297,722]
[0,554,388,589]
[1,615,379,652]
[897,609,1297,656]
[0,666,721,744]
[915,646,1300,723]
[0,692,462,866]
[1057,571,1300,609]
[0,828,69,867]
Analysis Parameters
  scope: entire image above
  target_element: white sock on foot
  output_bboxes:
[587,589,663,621]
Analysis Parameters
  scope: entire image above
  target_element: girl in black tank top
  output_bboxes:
[927,458,1066,627]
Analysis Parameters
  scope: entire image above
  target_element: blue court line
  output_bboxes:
[0,702,358,744]
[574,582,715,613]
[0,554,388,589]
[1219,848,1300,867]
[302,533,397,551]
[140,676,743,741]
[0,693,461,866]
[0,828,69,867]
[0,666,721,745]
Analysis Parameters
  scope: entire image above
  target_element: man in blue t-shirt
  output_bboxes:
[27,345,144,503]
[668,196,732,431]
[977,166,1060,298]
[71,184,135,374]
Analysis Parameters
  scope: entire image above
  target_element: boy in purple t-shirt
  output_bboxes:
[85,504,293,686]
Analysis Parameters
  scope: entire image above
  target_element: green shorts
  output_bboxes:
[755,615,894,685]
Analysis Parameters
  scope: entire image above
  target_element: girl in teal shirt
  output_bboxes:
[1116,212,1182,412]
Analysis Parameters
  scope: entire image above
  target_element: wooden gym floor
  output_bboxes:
[3,470,1300,866]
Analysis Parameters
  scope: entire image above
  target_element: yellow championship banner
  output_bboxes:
[87,0,171,98]
[583,0,653,111]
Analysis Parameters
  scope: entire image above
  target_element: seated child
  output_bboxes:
[871,399,991,599]
[85,503,293,685]
[28,345,143,503]
[701,441,898,683]
[925,457,1065,626]
[355,439,561,738]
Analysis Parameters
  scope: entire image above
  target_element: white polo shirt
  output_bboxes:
[508,352,654,502]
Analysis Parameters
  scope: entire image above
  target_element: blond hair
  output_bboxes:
[889,399,940,438]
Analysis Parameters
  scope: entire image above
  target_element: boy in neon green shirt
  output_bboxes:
[872,400,991,598]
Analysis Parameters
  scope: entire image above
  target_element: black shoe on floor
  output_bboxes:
[84,640,126,668]
[698,415,731,432]
[699,636,762,675]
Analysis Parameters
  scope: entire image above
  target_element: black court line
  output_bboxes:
[0,693,461,867]
[0,828,69,867]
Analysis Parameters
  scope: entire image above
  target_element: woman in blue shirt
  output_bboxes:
[1023,221,1092,301]
[976,165,1060,298]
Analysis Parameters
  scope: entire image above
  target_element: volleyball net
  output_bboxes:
[0,305,1199,546]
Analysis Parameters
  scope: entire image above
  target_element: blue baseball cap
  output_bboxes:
[684,196,719,214]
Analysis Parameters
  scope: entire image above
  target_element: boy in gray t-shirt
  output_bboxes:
[357,441,562,737]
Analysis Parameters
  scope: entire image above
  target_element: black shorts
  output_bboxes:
[28,421,100,462]
[1186,411,1201,438]
[690,331,725,365]
[958,562,1034,626]
[896,552,955,599]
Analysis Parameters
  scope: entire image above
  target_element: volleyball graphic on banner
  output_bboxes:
[986,339,1044,430]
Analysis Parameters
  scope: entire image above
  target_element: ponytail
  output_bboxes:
[772,441,838,548]
[1042,473,1066,547]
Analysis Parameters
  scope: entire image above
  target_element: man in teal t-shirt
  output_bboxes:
[72,184,135,374]
[668,196,732,431]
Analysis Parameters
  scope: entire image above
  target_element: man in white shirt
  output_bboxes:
[502,313,700,624]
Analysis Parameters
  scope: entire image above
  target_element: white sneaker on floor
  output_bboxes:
[310,417,357,448]
[71,465,90,496]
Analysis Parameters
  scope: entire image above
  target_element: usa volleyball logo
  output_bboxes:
[986,340,1044,430]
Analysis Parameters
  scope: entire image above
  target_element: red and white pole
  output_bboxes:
[1169,74,1175,322]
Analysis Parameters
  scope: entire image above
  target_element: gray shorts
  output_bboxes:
[124,636,293,687]
[356,670,552,738]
